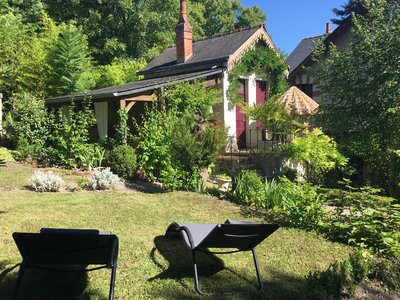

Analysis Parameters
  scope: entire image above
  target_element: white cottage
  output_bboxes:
[47,0,280,152]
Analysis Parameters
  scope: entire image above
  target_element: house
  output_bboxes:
[46,0,281,152]
[286,0,400,103]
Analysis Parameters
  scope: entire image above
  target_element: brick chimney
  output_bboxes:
[326,22,332,35]
[176,0,193,63]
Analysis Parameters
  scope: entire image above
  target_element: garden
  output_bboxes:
[1,0,400,299]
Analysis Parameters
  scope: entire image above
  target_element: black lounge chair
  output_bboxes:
[165,220,279,295]
[12,228,119,300]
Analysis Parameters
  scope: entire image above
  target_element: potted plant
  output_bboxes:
[216,174,232,191]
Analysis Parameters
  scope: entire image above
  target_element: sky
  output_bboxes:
[241,0,348,55]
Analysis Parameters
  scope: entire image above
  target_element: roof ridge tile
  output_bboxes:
[302,34,327,41]
[166,23,264,48]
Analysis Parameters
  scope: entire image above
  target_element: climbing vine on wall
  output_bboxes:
[227,46,288,104]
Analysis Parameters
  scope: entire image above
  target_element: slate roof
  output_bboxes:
[286,34,326,75]
[46,69,223,104]
[138,24,268,78]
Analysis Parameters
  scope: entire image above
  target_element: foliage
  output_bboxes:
[331,0,364,25]
[3,92,48,151]
[42,0,266,64]
[278,177,326,230]
[77,144,105,171]
[321,192,400,257]
[85,167,121,190]
[304,252,369,299]
[243,96,295,134]
[104,145,137,179]
[282,128,348,183]
[231,170,265,207]
[369,257,400,292]
[136,82,225,191]
[232,0,266,29]
[227,46,287,105]
[314,0,400,195]
[45,99,96,168]
[263,178,283,209]
[28,170,64,192]
[163,81,220,119]
[0,11,48,97]
[0,147,15,162]
[114,109,130,145]
[45,23,95,97]
[94,58,145,89]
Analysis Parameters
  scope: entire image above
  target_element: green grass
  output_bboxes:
[0,164,351,299]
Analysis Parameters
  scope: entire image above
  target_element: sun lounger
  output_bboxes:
[165,220,279,295]
[12,228,119,300]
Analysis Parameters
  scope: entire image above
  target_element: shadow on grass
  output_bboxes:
[124,181,164,194]
[149,235,225,281]
[148,236,310,299]
[0,261,108,300]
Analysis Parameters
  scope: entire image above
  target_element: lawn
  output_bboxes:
[0,164,350,299]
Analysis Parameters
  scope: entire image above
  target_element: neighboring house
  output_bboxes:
[285,21,353,104]
[46,0,280,152]
[286,0,400,103]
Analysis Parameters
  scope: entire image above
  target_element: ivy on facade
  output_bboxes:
[227,46,288,105]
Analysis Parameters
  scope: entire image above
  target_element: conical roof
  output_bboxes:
[278,86,319,115]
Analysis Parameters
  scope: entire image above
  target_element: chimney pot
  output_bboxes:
[326,22,332,35]
[176,0,193,63]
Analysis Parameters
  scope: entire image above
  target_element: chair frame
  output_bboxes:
[12,228,118,300]
[165,221,279,296]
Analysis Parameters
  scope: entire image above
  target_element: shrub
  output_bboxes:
[136,82,225,191]
[28,170,64,192]
[4,93,48,152]
[369,257,400,291]
[304,252,369,300]
[46,99,96,168]
[0,147,15,162]
[279,178,326,230]
[282,128,348,183]
[105,145,137,179]
[322,197,400,257]
[231,170,265,207]
[85,168,121,190]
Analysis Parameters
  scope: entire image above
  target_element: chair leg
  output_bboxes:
[108,264,117,300]
[13,262,26,300]
[191,249,205,295]
[252,248,263,292]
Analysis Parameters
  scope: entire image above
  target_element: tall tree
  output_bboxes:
[314,0,400,194]
[6,0,44,24]
[46,23,95,97]
[232,0,266,29]
[0,10,49,98]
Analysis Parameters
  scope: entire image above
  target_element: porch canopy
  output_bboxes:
[278,86,319,115]
[46,69,224,109]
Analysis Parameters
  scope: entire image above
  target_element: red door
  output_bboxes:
[256,81,267,128]
[256,80,267,105]
[236,79,246,149]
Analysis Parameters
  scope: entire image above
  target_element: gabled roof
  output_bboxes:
[138,24,277,78]
[286,34,326,75]
[46,69,223,104]
[287,0,400,78]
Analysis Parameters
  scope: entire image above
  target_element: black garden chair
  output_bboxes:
[12,228,119,300]
[165,220,279,295]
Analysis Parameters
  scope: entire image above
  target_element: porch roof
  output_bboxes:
[46,69,224,105]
